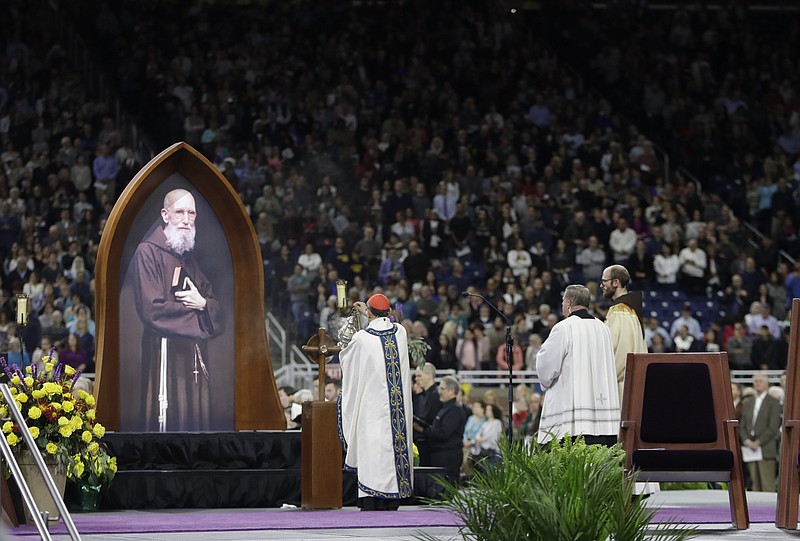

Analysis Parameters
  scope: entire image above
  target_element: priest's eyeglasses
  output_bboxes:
[170,209,197,220]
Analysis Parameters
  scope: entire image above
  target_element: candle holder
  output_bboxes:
[16,293,29,366]
[335,280,348,314]
[16,294,29,327]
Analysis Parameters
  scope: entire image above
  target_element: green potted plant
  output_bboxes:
[420,436,696,541]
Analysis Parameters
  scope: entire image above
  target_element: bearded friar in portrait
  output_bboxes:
[129,188,224,432]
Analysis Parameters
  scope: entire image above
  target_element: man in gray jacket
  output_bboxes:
[740,372,782,491]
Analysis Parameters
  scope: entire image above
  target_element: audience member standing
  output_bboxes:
[287,264,311,338]
[726,322,753,370]
[678,238,708,296]
[418,375,467,483]
[92,144,119,202]
[471,403,504,464]
[609,217,636,264]
[575,235,607,283]
[740,373,781,492]
[461,400,486,476]
[653,243,680,288]
[750,325,782,370]
[412,363,441,466]
[670,303,702,339]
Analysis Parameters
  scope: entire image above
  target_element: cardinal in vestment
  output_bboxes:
[338,293,414,510]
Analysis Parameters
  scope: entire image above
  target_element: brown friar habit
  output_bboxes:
[132,226,223,431]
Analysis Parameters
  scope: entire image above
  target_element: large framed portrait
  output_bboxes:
[94,143,285,432]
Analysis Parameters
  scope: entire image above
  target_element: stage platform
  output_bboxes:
[8,491,800,540]
[95,431,446,510]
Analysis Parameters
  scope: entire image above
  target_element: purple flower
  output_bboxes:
[0,357,11,380]
[13,367,26,391]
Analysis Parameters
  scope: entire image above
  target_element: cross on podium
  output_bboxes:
[302,328,341,400]
[300,327,343,509]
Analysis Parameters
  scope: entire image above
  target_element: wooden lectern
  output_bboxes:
[301,329,343,509]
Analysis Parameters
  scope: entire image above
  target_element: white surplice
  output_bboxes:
[536,311,621,445]
[338,317,414,499]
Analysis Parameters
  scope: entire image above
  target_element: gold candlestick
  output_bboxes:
[16,294,29,327]
[335,280,348,312]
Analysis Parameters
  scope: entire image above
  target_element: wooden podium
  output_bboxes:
[301,329,343,509]
[301,401,342,509]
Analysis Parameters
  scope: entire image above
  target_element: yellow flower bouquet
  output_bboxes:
[0,353,117,488]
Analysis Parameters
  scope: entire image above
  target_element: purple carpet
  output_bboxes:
[11,508,464,536]
[10,504,791,536]
[654,505,782,524]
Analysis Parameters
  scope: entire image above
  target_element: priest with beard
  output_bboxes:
[131,188,223,431]
[601,264,658,496]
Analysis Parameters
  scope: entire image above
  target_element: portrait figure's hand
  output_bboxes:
[175,278,207,311]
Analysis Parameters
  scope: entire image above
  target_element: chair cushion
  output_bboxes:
[640,363,717,443]
[633,449,734,471]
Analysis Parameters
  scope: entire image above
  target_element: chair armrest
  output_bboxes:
[723,419,740,450]
[619,420,636,471]
[619,420,636,443]
[784,419,800,456]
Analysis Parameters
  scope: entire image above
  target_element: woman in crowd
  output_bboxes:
[507,237,532,278]
[471,404,504,469]
[455,325,486,372]
[653,242,680,287]
[517,393,542,445]
[461,400,486,477]
[434,333,457,371]
[59,333,89,371]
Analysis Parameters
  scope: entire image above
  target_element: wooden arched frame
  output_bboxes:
[94,142,285,431]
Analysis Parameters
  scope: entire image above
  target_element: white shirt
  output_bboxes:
[507,249,532,277]
[609,227,637,261]
[678,247,707,278]
[751,391,766,436]
[653,254,680,284]
[297,252,322,274]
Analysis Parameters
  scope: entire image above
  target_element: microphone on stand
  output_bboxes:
[461,291,510,326]
[462,290,515,448]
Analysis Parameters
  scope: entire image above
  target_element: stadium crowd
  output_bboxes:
[0,1,798,394]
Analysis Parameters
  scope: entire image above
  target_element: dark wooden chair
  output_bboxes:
[776,298,800,529]
[620,352,749,530]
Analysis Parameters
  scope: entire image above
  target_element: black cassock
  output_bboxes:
[131,226,223,431]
